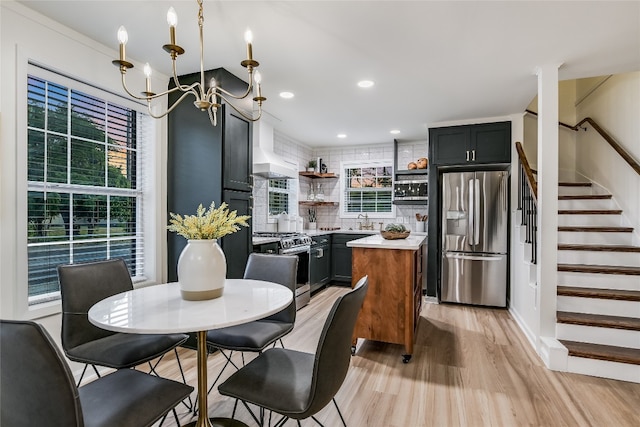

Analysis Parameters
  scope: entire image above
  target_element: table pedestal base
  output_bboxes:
[184,417,248,427]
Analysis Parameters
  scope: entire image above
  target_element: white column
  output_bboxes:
[536,65,560,346]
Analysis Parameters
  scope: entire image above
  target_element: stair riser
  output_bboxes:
[566,357,640,383]
[556,323,640,349]
[558,199,614,210]
[558,214,624,227]
[557,295,640,318]
[558,251,640,268]
[558,231,633,245]
[558,271,640,291]
[558,186,594,196]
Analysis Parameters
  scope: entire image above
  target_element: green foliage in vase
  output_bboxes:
[168,201,250,240]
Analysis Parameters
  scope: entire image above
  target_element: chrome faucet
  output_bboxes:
[357,213,374,230]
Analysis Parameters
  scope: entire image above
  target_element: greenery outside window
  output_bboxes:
[268,179,290,217]
[340,160,394,218]
[27,73,147,305]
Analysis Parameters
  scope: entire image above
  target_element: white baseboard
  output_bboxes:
[540,336,568,371]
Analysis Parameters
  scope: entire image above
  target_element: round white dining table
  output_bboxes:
[89,279,293,427]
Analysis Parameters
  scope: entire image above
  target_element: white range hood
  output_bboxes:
[253,121,297,179]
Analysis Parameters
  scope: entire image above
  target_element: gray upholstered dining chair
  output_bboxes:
[205,252,299,394]
[217,276,369,427]
[0,319,194,427]
[57,258,189,387]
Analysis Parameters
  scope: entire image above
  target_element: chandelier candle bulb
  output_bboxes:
[167,7,178,45]
[143,63,152,93]
[245,29,253,61]
[255,71,262,98]
[117,26,128,62]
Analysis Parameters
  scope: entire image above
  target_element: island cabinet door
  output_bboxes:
[351,246,416,354]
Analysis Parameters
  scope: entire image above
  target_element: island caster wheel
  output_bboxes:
[402,354,412,364]
[351,345,356,356]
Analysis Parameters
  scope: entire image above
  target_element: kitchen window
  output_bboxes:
[26,71,149,306]
[268,179,290,216]
[340,160,394,218]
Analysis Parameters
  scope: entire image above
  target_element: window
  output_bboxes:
[340,160,394,218]
[26,73,148,305]
[268,179,290,216]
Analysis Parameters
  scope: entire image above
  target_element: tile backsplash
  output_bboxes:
[252,133,429,232]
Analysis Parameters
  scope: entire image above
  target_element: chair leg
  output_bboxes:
[173,348,193,411]
[76,364,89,387]
[206,350,236,395]
[333,398,347,427]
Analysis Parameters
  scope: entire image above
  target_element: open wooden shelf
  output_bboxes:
[299,201,338,207]
[299,172,339,179]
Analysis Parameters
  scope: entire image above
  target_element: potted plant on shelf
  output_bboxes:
[306,159,317,172]
[168,201,250,301]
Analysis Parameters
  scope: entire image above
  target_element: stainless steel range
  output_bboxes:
[253,232,312,308]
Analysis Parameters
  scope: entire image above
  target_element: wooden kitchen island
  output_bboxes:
[347,233,426,363]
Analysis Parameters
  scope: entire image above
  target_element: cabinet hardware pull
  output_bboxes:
[466,150,470,161]
[472,150,476,161]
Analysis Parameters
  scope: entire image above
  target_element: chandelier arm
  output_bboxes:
[215,78,255,100]
[170,60,199,93]
[216,93,263,122]
[120,72,199,102]
[144,90,199,120]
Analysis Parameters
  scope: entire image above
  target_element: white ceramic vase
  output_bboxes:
[177,239,226,300]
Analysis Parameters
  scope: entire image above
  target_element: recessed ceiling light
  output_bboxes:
[357,80,374,88]
[337,134,347,139]
[279,91,294,99]
[390,129,401,135]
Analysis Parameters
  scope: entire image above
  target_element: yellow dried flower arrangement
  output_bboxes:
[168,201,250,240]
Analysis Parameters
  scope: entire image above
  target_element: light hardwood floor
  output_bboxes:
[155,286,640,427]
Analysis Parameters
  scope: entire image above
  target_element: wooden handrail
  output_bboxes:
[516,141,537,200]
[525,109,640,176]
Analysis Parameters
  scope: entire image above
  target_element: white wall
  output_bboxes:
[0,1,168,374]
[523,80,578,175]
[575,72,640,240]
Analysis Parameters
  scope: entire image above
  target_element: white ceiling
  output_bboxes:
[15,1,640,147]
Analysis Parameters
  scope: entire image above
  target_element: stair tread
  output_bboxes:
[557,311,640,331]
[558,244,640,252]
[558,264,640,275]
[559,182,593,187]
[557,286,640,301]
[558,210,622,215]
[559,194,612,200]
[559,340,640,365]
[558,226,633,232]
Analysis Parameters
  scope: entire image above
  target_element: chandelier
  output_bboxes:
[112,0,265,126]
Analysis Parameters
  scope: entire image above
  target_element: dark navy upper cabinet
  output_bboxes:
[167,68,253,282]
[430,121,511,165]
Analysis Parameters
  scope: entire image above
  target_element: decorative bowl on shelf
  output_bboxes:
[380,230,411,240]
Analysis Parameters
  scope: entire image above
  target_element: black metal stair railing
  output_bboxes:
[516,142,538,264]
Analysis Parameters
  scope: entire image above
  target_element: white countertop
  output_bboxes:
[252,237,281,245]
[347,233,427,250]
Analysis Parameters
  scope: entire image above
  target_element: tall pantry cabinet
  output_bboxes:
[167,68,253,282]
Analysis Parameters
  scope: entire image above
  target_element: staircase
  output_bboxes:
[556,181,640,383]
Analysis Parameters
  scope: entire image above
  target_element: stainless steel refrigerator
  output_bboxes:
[441,170,508,307]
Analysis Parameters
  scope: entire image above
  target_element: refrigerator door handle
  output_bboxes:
[445,253,503,262]
[474,178,480,245]
[468,178,475,246]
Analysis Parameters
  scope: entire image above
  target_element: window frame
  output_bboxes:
[339,159,395,219]
[16,60,161,319]
[267,177,299,223]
